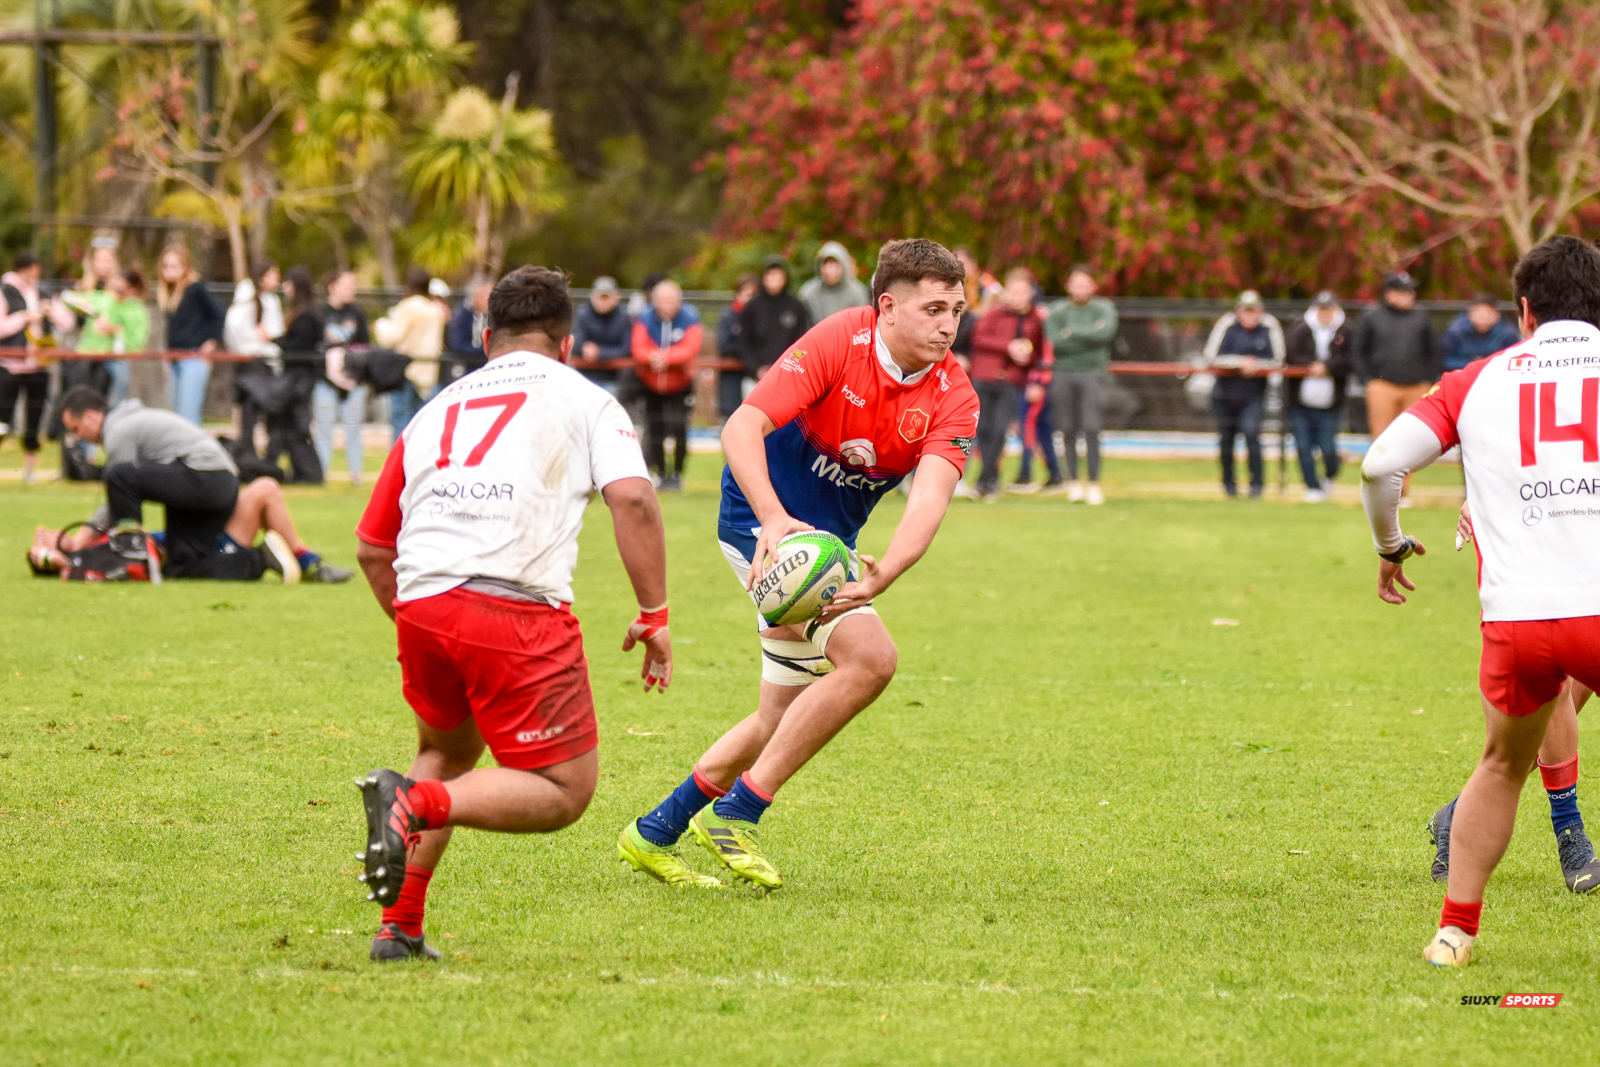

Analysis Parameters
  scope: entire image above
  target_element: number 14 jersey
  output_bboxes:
[357,351,649,604]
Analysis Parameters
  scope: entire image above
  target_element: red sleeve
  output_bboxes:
[919,376,983,475]
[1407,357,1492,451]
[743,312,852,428]
[631,321,652,365]
[356,438,407,547]
[665,322,702,366]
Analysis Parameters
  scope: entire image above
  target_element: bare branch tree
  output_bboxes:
[1249,0,1600,260]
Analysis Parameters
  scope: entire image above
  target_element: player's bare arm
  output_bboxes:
[821,454,960,617]
[722,403,812,587]
[602,475,674,691]
[356,540,400,621]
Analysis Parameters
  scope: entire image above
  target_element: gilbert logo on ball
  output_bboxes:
[751,531,851,627]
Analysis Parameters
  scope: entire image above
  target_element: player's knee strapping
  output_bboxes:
[760,637,831,686]
[803,605,878,658]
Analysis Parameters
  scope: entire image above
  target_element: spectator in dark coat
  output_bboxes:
[156,245,226,426]
[443,278,492,385]
[1441,292,1520,372]
[265,266,325,484]
[716,273,757,418]
[964,268,1044,499]
[736,257,810,379]
[1203,290,1284,498]
[313,269,371,485]
[1351,270,1439,499]
[571,276,632,394]
[1284,290,1352,500]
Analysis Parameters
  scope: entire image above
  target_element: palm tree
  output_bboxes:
[405,76,560,277]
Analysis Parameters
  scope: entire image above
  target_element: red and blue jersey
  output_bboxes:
[719,306,981,548]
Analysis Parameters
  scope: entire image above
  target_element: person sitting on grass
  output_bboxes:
[56,385,351,583]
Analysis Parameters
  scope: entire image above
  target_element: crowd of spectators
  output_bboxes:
[0,236,1526,508]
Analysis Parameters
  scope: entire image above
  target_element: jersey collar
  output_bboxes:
[874,328,935,385]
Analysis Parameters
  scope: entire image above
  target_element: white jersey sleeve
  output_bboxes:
[590,394,650,490]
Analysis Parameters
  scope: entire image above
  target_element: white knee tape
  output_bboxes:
[761,637,832,687]
[802,605,878,659]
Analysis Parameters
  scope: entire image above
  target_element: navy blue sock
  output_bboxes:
[637,769,721,847]
[1541,755,1583,834]
[713,774,773,825]
[296,550,321,568]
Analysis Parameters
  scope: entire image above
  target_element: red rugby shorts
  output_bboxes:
[1480,615,1600,717]
[395,587,597,768]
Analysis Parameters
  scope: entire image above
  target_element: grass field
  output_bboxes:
[2,445,1594,1066]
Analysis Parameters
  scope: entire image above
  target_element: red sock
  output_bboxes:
[692,765,728,799]
[406,779,452,830]
[381,864,433,938]
[1539,754,1579,791]
[1440,894,1483,937]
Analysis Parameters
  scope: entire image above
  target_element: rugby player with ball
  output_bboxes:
[619,239,981,889]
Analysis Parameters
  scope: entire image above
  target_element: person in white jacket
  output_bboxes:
[225,263,284,463]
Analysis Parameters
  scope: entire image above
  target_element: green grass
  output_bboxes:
[1,451,1591,1066]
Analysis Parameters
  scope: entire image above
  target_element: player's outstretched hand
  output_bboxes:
[1377,538,1426,605]
[819,554,881,619]
[1456,501,1474,551]
[623,609,672,692]
[747,514,814,589]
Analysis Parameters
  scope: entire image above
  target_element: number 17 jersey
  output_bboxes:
[357,351,649,604]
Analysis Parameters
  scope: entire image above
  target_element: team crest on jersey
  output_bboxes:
[852,329,872,346]
[1509,354,1537,373]
[899,407,929,443]
[839,439,876,467]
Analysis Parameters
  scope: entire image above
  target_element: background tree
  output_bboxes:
[1251,0,1600,262]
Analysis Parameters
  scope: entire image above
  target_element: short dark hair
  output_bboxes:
[488,265,573,341]
[871,238,966,304]
[1513,236,1600,329]
[405,266,431,297]
[1470,291,1499,309]
[1068,263,1095,279]
[13,251,38,271]
[60,385,108,418]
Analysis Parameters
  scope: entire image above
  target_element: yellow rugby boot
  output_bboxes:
[1423,925,1475,967]
[690,807,782,889]
[617,820,724,888]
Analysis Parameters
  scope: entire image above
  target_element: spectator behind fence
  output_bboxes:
[1010,330,1064,495]
[156,245,225,426]
[1441,292,1520,372]
[52,236,120,403]
[716,273,757,418]
[314,269,370,486]
[737,256,810,380]
[75,266,149,411]
[798,241,870,324]
[1045,265,1119,504]
[443,278,492,386]
[631,279,701,491]
[0,252,46,482]
[56,385,350,583]
[1204,290,1284,499]
[264,266,325,485]
[1284,290,1351,502]
[965,267,1044,500]
[374,267,448,441]
[1351,270,1438,500]
[571,276,630,394]
[225,261,285,465]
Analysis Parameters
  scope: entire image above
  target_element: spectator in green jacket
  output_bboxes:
[75,267,151,407]
[1044,266,1119,504]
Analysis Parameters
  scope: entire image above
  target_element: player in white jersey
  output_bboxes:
[1362,235,1600,966]
[351,267,673,961]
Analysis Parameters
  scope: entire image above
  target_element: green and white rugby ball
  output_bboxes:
[751,531,851,627]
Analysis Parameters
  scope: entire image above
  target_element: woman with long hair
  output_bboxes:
[157,245,226,425]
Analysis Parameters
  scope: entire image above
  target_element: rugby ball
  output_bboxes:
[751,531,851,627]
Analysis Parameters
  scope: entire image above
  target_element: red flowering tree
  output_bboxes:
[693,0,1513,296]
